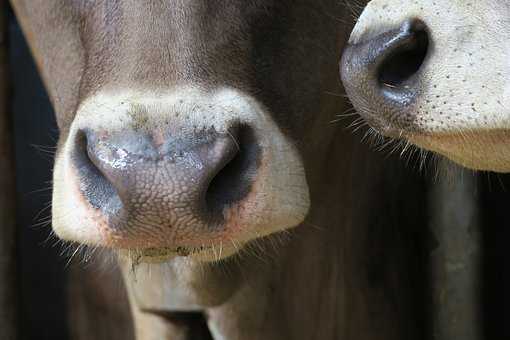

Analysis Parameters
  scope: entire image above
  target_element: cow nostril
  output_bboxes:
[73,130,122,211]
[378,20,430,88]
[205,125,260,214]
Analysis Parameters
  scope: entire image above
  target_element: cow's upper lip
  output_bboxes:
[356,111,408,139]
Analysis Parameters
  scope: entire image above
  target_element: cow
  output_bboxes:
[341,0,510,173]
[10,1,430,339]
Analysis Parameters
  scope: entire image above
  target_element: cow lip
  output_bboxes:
[119,242,241,264]
[356,111,407,139]
[355,106,437,140]
[137,246,210,262]
[117,247,195,265]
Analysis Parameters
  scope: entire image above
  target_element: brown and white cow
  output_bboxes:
[10,1,430,339]
[341,0,510,173]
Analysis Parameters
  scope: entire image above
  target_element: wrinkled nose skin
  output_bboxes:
[341,19,430,136]
[72,125,259,247]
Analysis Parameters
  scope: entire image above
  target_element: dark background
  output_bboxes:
[7,7,510,340]
[9,9,69,340]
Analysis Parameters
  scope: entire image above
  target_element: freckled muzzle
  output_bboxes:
[52,89,310,257]
[339,0,510,172]
[341,19,430,136]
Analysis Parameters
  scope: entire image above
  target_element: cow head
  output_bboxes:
[341,0,510,172]
[13,0,348,265]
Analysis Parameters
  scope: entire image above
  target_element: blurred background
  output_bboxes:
[9,7,68,339]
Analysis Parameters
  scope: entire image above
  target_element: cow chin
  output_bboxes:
[52,86,310,263]
[407,131,510,173]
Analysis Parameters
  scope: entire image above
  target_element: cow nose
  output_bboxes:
[341,19,430,125]
[72,125,259,233]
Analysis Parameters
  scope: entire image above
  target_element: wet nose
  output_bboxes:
[72,125,260,233]
[341,19,430,127]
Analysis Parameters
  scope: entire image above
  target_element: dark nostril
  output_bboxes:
[378,20,430,88]
[205,125,260,214]
[73,130,122,211]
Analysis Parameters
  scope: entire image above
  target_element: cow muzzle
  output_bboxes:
[341,19,430,136]
[52,87,310,261]
[340,0,510,172]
